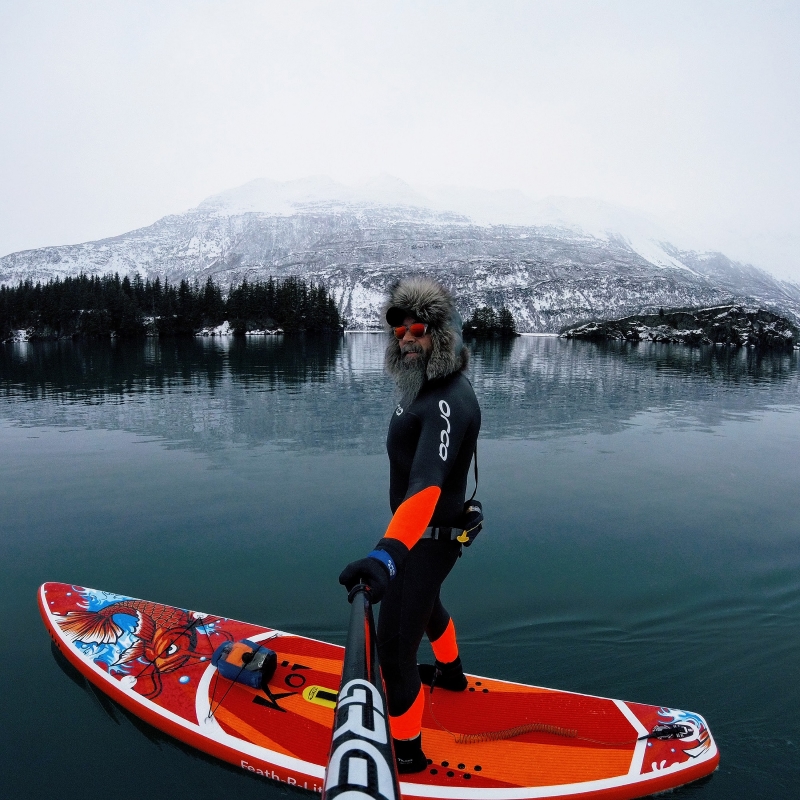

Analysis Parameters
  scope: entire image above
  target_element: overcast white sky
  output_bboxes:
[1,1,798,279]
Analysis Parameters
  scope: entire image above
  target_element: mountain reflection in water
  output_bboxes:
[2,335,798,451]
[2,333,799,800]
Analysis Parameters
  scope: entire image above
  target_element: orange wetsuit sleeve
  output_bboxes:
[383,485,441,550]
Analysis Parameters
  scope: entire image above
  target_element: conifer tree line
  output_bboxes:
[464,305,518,337]
[0,273,342,338]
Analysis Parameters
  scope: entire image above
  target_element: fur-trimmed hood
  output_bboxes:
[384,278,469,382]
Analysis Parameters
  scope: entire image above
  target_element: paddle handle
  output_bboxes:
[322,584,401,800]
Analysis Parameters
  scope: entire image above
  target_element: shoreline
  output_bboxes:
[343,330,560,336]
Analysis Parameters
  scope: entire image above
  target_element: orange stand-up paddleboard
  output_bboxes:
[40,583,719,799]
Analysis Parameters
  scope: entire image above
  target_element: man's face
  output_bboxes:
[399,316,433,362]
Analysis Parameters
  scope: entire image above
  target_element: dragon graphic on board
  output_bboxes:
[55,594,231,699]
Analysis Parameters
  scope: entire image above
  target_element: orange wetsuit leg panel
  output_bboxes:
[430,617,459,664]
[377,538,461,723]
[388,686,425,740]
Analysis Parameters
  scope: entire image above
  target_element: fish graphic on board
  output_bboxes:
[55,596,229,698]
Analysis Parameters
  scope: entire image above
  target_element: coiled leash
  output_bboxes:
[454,721,692,746]
[427,687,694,746]
[455,723,579,744]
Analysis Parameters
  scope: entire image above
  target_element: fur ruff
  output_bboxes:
[384,278,469,383]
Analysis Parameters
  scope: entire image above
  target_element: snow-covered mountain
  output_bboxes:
[3,176,799,331]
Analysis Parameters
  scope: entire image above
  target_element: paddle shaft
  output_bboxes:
[322,584,401,800]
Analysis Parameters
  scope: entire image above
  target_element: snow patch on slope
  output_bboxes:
[202,177,686,263]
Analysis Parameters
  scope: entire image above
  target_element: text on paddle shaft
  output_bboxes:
[323,678,396,800]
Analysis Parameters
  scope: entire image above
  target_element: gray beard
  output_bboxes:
[394,344,428,405]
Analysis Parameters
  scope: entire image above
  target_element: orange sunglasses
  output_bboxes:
[393,323,429,339]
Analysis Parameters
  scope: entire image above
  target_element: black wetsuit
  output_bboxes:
[377,370,481,717]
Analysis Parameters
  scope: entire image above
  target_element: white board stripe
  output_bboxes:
[612,699,649,776]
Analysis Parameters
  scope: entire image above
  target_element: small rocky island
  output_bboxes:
[561,305,798,349]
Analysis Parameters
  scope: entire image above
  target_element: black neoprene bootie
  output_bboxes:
[394,734,428,774]
[418,656,468,692]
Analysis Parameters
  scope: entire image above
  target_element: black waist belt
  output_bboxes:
[419,526,459,541]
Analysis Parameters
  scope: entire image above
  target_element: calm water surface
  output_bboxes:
[1,335,798,799]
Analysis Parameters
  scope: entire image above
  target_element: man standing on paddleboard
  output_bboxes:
[340,278,481,774]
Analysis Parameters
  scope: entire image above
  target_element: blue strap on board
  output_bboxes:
[367,549,397,578]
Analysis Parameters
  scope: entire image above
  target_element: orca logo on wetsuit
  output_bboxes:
[395,404,404,416]
[438,400,451,461]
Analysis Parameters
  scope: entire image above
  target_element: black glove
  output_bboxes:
[338,557,391,603]
[339,538,409,603]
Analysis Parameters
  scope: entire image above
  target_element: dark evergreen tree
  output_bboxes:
[0,273,342,340]
[201,277,225,325]
[498,306,517,336]
[464,305,518,338]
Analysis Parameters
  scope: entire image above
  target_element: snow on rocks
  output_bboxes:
[194,321,285,336]
[195,321,233,337]
[561,306,798,349]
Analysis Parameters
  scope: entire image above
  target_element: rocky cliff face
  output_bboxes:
[562,306,799,349]
[3,178,798,332]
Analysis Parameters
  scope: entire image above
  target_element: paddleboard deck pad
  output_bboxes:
[40,583,719,799]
